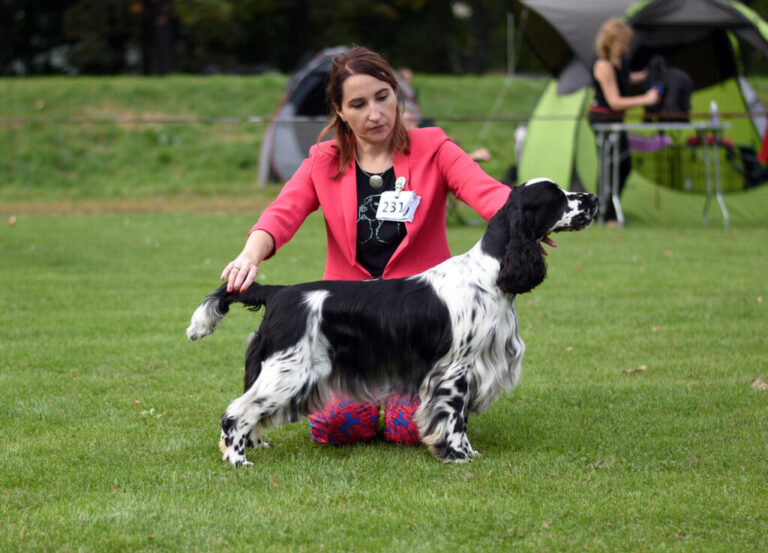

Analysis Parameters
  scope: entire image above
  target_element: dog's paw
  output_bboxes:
[245,437,271,450]
[438,450,473,464]
[219,425,254,467]
[448,457,473,464]
[436,442,479,464]
[221,444,252,467]
[466,444,482,458]
[222,452,253,467]
[246,428,270,450]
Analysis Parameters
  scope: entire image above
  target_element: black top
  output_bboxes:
[590,57,630,121]
[355,164,406,279]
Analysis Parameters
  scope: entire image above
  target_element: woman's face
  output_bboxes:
[336,73,398,149]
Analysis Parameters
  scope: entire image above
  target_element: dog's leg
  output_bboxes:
[246,427,270,450]
[219,394,283,466]
[416,366,479,463]
[219,426,271,452]
[219,415,253,467]
[219,345,329,467]
[219,386,312,466]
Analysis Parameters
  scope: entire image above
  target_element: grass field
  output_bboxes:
[2,209,767,552]
[1,75,767,551]
[0,74,545,203]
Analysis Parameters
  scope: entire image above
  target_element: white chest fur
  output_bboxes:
[416,243,525,412]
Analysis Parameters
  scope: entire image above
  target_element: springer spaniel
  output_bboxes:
[187,179,598,466]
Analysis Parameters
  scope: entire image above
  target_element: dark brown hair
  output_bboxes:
[318,46,410,179]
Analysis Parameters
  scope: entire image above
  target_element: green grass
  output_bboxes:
[0,75,289,201]
[415,74,547,179]
[1,210,767,552]
[1,74,767,551]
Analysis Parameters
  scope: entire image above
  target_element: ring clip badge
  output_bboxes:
[376,176,421,223]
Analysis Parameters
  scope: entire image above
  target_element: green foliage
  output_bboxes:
[1,211,767,552]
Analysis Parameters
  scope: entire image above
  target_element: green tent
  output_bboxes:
[512,0,768,225]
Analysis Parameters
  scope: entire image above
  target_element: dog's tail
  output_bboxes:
[186,283,281,341]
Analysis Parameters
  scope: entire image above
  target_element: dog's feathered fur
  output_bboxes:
[187,179,598,466]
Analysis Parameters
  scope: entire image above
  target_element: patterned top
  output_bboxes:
[355,165,406,279]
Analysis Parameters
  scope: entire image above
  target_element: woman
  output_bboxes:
[220,46,535,447]
[590,18,660,224]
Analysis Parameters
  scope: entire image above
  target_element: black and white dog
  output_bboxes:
[187,179,598,466]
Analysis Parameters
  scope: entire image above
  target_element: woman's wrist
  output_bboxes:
[247,229,275,261]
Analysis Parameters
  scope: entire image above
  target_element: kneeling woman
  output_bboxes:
[220,46,534,446]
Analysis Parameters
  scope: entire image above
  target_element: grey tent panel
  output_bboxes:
[513,0,635,92]
[258,46,345,185]
[270,103,328,183]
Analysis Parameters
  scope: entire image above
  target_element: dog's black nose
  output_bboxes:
[580,193,598,215]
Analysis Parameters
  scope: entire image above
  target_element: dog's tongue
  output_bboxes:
[540,235,558,256]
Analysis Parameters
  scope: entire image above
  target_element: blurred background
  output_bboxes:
[2,0,529,76]
[1,0,759,77]
[3,0,768,225]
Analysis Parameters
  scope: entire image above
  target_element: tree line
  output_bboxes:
[3,0,768,76]
[1,0,522,75]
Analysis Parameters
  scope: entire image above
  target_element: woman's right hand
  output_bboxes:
[220,230,275,294]
[644,87,661,105]
[221,256,260,294]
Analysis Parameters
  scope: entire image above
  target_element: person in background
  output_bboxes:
[220,46,554,447]
[590,18,660,225]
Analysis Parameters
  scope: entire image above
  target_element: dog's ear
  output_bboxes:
[497,190,547,295]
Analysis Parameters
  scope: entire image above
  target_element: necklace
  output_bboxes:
[355,155,388,189]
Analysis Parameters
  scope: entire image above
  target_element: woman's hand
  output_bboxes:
[221,230,275,293]
[644,87,661,105]
[221,256,259,294]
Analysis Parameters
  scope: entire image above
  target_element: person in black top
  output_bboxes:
[589,18,660,224]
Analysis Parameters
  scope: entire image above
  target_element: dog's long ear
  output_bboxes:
[497,190,547,295]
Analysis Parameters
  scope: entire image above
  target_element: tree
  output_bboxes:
[0,0,80,75]
[141,0,175,74]
[62,0,143,74]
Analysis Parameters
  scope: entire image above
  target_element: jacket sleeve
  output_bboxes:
[432,133,511,220]
[249,148,322,256]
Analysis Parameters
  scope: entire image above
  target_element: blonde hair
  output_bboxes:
[595,18,633,61]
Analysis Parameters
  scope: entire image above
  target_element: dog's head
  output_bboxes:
[490,178,598,295]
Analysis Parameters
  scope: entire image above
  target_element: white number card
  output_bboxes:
[376,190,421,223]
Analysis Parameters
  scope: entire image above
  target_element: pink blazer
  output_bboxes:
[251,127,511,280]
